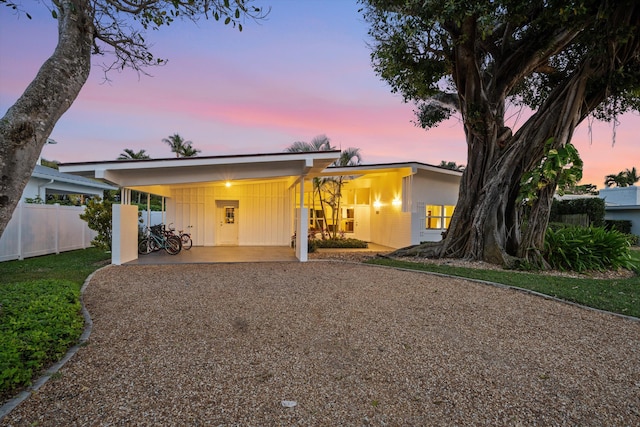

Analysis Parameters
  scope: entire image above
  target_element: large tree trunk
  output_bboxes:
[392,3,640,266]
[0,0,94,237]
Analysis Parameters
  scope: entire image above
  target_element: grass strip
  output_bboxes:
[365,257,640,319]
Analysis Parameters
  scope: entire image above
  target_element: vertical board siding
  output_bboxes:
[167,180,291,247]
[0,203,96,262]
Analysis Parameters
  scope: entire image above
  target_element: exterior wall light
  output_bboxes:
[392,198,402,207]
[225,181,232,188]
[373,200,382,214]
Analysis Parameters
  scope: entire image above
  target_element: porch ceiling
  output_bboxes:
[59,151,341,194]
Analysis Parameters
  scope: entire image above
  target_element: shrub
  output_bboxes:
[605,219,632,235]
[0,279,84,397]
[314,238,368,249]
[550,198,605,227]
[79,196,113,251]
[547,221,571,232]
[544,226,633,272]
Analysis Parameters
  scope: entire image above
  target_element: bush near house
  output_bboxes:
[605,219,639,245]
[544,226,633,272]
[79,197,113,251]
[605,219,632,234]
[314,238,368,249]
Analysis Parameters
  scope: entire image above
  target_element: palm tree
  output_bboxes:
[284,134,334,152]
[116,149,151,203]
[326,147,362,238]
[624,167,639,186]
[438,160,465,171]
[162,133,200,158]
[285,135,336,234]
[605,167,639,187]
[179,144,201,157]
[117,148,150,160]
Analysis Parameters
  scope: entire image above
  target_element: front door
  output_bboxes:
[354,205,371,241]
[216,200,239,245]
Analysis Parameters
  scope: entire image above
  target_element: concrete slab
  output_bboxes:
[127,246,298,265]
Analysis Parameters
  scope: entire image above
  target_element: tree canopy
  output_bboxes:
[118,149,151,160]
[362,0,640,265]
[605,167,640,187]
[162,133,201,158]
[0,0,267,237]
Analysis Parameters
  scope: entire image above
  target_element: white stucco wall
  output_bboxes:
[604,209,640,236]
[410,169,461,245]
[112,204,139,265]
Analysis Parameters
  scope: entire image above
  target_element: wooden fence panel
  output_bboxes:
[560,213,590,227]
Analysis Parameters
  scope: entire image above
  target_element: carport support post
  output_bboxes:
[296,177,309,262]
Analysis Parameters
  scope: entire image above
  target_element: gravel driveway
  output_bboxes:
[2,261,639,426]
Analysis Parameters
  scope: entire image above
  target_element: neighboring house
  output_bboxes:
[59,151,462,264]
[0,166,117,261]
[599,186,640,236]
[22,164,117,202]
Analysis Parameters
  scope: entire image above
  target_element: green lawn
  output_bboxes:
[366,251,640,318]
[0,248,110,401]
[0,247,111,286]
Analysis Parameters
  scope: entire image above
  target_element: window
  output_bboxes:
[343,208,354,233]
[426,205,455,229]
[310,209,325,230]
[225,207,235,224]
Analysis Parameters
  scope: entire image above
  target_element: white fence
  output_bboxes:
[139,210,165,229]
[0,202,96,262]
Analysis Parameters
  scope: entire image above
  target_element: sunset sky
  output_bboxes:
[1,0,638,188]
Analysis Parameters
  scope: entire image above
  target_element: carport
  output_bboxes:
[59,151,341,265]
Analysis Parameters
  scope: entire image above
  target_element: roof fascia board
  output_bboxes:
[322,162,463,177]
[60,151,340,172]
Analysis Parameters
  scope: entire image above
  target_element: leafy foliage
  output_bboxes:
[519,140,583,205]
[0,280,84,398]
[604,167,639,187]
[605,220,633,235]
[438,161,465,171]
[118,148,151,160]
[0,249,110,400]
[550,198,606,228]
[314,238,369,249]
[544,226,633,272]
[361,0,640,264]
[162,133,201,158]
[79,197,113,251]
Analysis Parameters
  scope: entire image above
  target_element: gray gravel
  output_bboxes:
[2,262,639,426]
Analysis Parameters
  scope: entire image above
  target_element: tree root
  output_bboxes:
[387,242,444,258]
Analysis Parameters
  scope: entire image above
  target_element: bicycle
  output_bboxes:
[138,224,182,255]
[166,223,193,250]
[178,225,193,250]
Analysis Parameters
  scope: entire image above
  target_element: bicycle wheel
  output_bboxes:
[181,234,193,250]
[138,238,152,255]
[165,235,182,255]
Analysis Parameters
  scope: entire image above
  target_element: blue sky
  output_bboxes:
[1,0,638,186]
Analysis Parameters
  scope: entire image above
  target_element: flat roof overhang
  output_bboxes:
[318,162,464,179]
[59,151,342,196]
